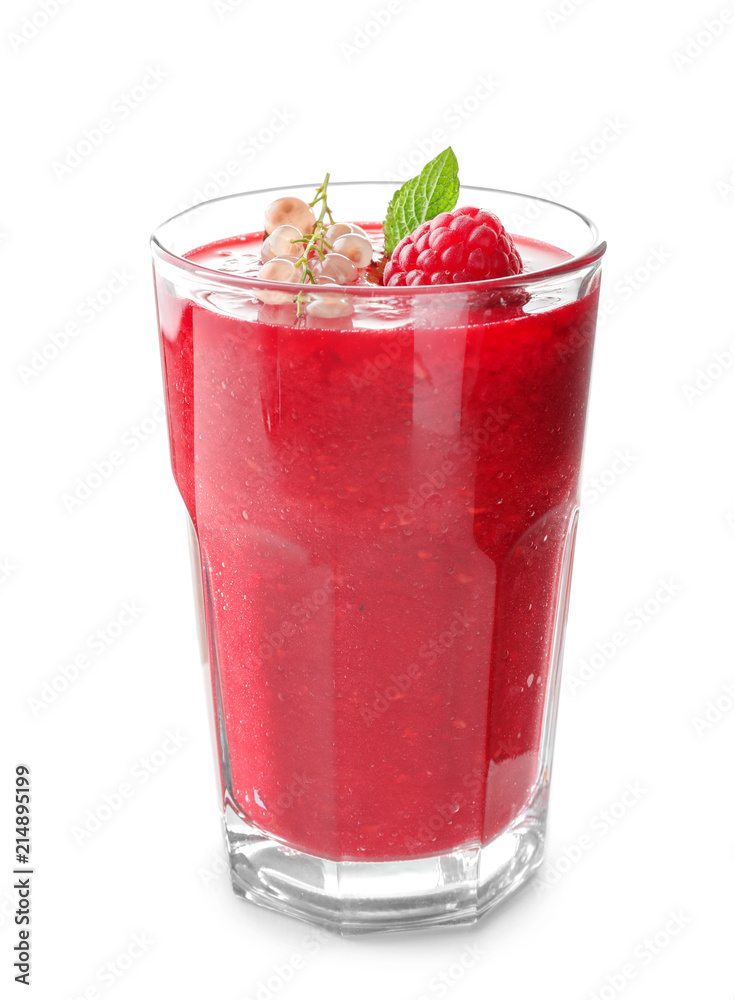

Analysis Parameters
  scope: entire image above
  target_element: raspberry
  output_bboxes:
[383,206,523,287]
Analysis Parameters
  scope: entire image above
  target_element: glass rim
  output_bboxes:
[150,181,606,298]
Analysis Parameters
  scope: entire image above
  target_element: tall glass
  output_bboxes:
[151,183,605,933]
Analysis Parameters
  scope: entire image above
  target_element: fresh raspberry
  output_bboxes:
[383,206,523,287]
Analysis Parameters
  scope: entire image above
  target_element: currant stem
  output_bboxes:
[294,172,335,315]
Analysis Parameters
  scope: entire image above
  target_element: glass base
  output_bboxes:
[224,785,547,934]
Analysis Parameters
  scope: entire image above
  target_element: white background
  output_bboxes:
[2,0,733,997]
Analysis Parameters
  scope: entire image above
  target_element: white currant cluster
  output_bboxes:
[255,177,373,317]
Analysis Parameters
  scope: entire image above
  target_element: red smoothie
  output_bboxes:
[157,228,598,861]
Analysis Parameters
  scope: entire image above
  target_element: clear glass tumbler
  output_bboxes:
[151,183,605,933]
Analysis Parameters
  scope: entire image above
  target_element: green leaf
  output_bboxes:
[383,147,460,256]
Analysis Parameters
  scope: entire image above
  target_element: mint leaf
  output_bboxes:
[383,147,460,256]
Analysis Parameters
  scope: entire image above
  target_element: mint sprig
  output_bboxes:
[383,147,460,256]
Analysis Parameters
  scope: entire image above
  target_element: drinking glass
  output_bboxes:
[151,183,605,932]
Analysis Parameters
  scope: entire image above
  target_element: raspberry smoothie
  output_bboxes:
[157,227,598,862]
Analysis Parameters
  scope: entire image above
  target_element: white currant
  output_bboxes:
[312,252,358,284]
[325,222,353,243]
[306,296,354,319]
[255,257,300,304]
[332,233,372,268]
[263,197,316,236]
[262,224,303,262]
